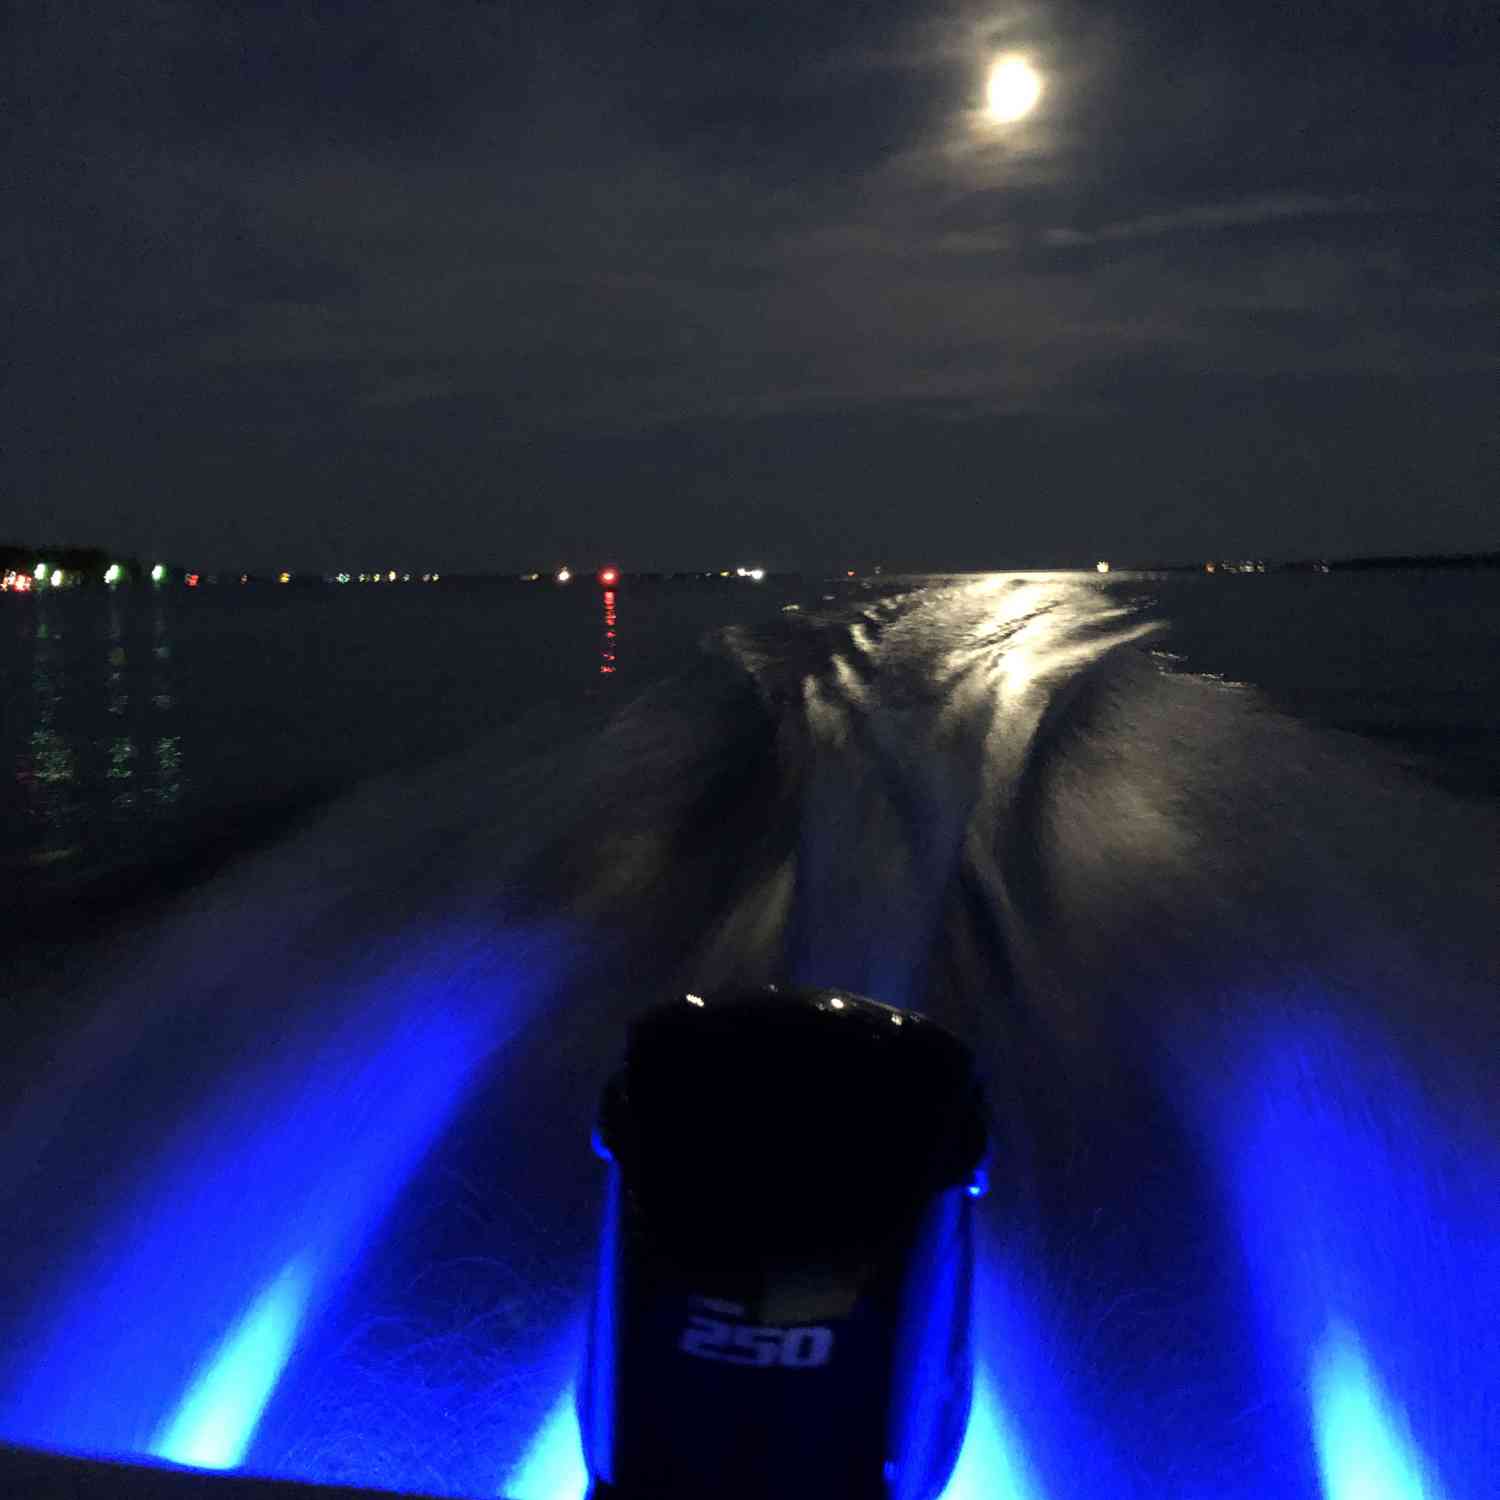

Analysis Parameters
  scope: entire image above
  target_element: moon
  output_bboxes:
[986,55,1043,123]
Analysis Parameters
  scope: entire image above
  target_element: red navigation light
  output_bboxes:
[185,573,200,588]
[598,567,620,586]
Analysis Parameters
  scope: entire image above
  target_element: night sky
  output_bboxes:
[7,1,1496,572]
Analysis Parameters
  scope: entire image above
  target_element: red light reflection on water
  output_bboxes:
[601,591,618,674]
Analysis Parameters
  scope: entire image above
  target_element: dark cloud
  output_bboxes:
[5,0,1496,568]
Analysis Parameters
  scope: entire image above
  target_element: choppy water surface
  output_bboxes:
[1,572,1496,1499]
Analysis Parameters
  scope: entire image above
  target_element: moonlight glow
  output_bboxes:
[986,56,1043,123]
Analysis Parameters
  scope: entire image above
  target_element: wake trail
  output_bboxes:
[2,574,1493,1498]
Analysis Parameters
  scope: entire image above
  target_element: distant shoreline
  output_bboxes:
[4,542,1497,586]
[1133,551,1500,575]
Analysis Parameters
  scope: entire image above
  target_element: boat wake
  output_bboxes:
[1,575,1494,1498]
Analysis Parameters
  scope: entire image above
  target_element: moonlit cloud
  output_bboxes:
[7,0,1495,567]
[1040,194,1392,248]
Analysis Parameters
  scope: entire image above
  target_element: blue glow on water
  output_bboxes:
[1209,1014,1496,1499]
[577,1173,619,1483]
[151,1258,313,1470]
[939,1365,1046,1500]
[1,927,567,1471]
[504,1383,588,1500]
[12,944,1491,1496]
[499,1365,1048,1500]
[957,1238,1132,1500]
[1310,1324,1449,1500]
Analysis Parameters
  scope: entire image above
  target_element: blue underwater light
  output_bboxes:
[152,1258,314,1470]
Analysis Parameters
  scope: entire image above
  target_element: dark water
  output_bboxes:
[0,578,808,923]
[1,571,1497,1499]
[5,573,1496,908]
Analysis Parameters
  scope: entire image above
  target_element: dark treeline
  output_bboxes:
[1,544,122,575]
[1330,550,1500,571]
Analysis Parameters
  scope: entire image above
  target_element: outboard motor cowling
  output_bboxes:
[580,986,989,1500]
